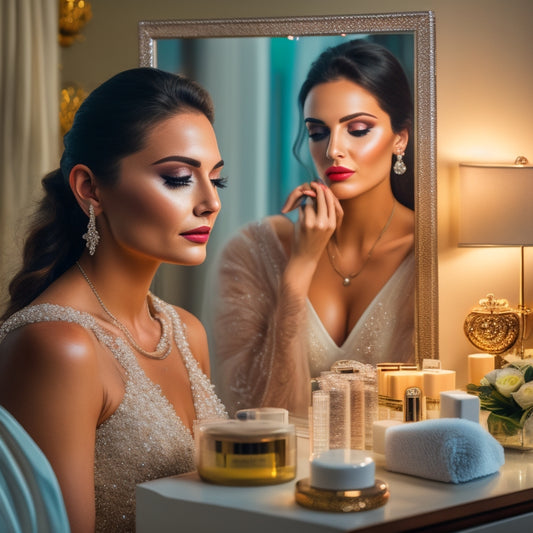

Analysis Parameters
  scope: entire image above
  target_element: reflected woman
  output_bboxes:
[212,40,415,417]
[0,68,227,532]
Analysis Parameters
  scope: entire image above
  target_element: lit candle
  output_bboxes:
[468,353,495,385]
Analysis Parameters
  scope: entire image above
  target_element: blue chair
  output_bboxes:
[0,406,70,533]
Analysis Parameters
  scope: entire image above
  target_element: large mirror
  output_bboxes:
[138,12,437,365]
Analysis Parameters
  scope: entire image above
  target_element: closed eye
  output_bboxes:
[161,175,192,189]
[349,127,371,137]
[211,177,228,189]
[307,127,329,142]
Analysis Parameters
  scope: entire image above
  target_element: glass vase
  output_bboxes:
[482,410,533,451]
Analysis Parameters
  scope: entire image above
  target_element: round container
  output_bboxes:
[196,420,296,486]
[295,449,389,512]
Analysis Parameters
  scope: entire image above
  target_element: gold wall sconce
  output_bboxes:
[60,84,87,137]
[59,0,92,47]
[459,157,533,357]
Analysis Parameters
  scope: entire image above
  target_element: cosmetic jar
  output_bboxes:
[195,420,296,486]
[235,407,289,424]
[295,449,389,512]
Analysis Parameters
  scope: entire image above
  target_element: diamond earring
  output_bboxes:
[82,204,100,255]
[393,152,407,175]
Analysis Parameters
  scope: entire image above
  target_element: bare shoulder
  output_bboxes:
[0,320,100,380]
[0,320,103,432]
[265,214,294,256]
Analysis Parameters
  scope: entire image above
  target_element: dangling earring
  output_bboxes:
[82,204,100,255]
[393,152,407,175]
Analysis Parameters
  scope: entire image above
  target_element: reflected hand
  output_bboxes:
[282,180,343,264]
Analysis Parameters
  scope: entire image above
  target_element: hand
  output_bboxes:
[282,180,343,264]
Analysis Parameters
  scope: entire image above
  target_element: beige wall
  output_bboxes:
[61,0,533,387]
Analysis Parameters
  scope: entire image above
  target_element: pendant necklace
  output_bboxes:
[76,261,172,360]
[327,201,396,287]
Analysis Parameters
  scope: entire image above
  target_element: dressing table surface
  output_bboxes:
[136,439,533,532]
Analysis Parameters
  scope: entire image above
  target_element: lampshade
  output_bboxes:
[459,160,533,247]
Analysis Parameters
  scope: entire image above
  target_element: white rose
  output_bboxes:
[483,369,501,386]
[494,368,525,397]
[512,382,533,409]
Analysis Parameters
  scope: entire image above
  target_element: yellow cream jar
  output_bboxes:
[195,419,296,486]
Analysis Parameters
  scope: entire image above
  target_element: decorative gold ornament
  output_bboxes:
[463,294,520,354]
[60,84,87,136]
[59,0,92,47]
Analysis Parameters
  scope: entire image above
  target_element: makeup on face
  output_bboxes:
[325,165,354,182]
[102,112,223,266]
[303,79,403,192]
[179,225,211,244]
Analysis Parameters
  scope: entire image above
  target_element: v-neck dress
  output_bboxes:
[0,296,227,532]
[212,219,415,418]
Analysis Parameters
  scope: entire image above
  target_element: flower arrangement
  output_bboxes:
[467,356,533,437]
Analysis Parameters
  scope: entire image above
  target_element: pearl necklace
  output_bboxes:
[327,201,396,287]
[76,262,171,360]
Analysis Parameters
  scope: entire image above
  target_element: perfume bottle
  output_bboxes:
[379,371,423,421]
[377,363,418,421]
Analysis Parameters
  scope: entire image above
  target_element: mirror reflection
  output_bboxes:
[139,13,438,415]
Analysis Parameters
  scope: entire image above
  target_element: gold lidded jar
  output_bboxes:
[195,419,296,486]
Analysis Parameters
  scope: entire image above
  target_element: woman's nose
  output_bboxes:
[326,130,345,160]
[194,182,221,217]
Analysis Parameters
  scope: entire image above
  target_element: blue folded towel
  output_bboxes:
[384,418,504,483]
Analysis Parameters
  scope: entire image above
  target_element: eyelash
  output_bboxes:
[161,175,228,190]
[349,128,371,137]
[308,127,371,142]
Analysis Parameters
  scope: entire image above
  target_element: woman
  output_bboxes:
[0,68,227,532]
[212,40,415,417]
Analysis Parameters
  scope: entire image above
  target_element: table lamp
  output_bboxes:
[459,156,533,357]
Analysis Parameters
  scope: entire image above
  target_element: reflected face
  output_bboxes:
[99,111,224,265]
[303,78,407,199]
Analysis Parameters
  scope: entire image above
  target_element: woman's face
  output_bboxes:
[303,78,407,200]
[99,111,224,266]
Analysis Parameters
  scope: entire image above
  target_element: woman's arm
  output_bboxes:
[0,322,104,533]
[212,183,342,417]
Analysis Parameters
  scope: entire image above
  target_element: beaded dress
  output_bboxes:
[0,296,227,532]
[211,220,415,418]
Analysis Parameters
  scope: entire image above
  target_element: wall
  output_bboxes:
[61,0,533,387]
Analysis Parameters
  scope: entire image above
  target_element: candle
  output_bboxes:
[468,353,495,385]
[423,370,456,418]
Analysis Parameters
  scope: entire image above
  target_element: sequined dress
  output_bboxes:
[0,296,227,532]
[211,219,414,418]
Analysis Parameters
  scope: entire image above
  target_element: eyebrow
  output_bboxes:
[151,155,224,171]
[304,112,378,125]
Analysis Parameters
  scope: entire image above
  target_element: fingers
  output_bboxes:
[281,183,316,213]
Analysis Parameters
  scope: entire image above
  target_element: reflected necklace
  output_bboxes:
[76,261,172,360]
[327,201,396,287]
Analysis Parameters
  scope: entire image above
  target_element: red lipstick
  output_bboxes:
[180,226,211,244]
[325,166,354,182]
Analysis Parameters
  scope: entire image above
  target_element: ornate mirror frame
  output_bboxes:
[138,12,438,364]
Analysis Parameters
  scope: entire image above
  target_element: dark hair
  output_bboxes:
[2,68,214,320]
[293,39,414,208]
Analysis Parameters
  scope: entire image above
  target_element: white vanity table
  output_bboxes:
[136,437,533,532]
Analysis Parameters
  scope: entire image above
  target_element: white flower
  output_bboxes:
[507,357,533,370]
[483,369,501,386]
[512,382,533,410]
[494,368,525,397]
